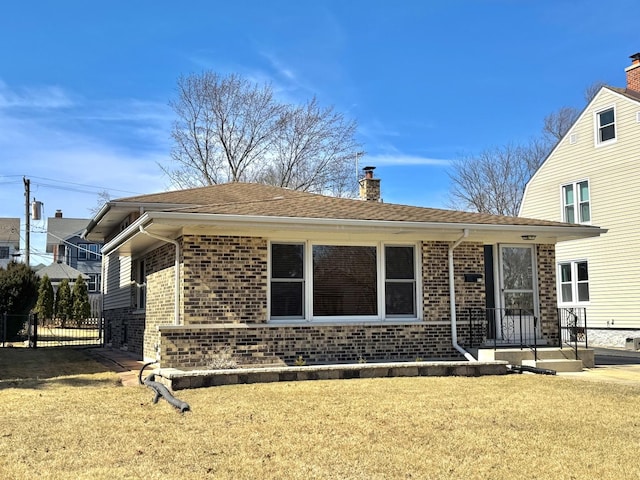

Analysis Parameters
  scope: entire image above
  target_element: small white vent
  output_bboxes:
[569,133,578,144]
[636,111,640,123]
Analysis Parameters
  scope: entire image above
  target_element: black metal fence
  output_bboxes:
[1,312,104,348]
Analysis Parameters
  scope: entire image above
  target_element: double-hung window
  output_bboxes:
[596,107,616,144]
[385,246,417,317]
[562,180,590,224]
[270,243,305,319]
[558,261,589,304]
[270,242,418,321]
[0,246,9,259]
[79,243,100,261]
[87,273,101,292]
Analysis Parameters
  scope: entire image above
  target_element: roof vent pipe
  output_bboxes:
[448,228,477,361]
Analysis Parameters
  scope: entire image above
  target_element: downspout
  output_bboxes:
[139,226,181,326]
[448,228,477,361]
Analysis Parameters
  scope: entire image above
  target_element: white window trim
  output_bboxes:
[560,179,591,225]
[87,273,101,293]
[268,240,422,323]
[557,260,590,306]
[594,104,617,147]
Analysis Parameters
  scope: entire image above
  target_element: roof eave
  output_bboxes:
[101,210,606,255]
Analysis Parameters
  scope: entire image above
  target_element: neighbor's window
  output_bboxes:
[270,242,417,320]
[270,243,304,318]
[88,273,101,292]
[562,180,590,224]
[596,107,616,144]
[78,243,100,261]
[0,246,9,259]
[559,261,589,304]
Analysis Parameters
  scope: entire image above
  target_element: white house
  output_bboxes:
[0,218,20,269]
[520,53,640,347]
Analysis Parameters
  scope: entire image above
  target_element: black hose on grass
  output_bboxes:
[507,364,556,375]
[138,361,190,413]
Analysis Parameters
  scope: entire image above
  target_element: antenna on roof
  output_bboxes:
[354,151,365,186]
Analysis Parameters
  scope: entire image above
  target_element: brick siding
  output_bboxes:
[158,322,460,369]
[182,235,268,324]
[102,233,560,366]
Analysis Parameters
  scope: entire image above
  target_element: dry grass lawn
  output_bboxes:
[1,348,639,479]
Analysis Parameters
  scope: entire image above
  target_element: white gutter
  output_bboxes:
[448,228,476,361]
[138,225,181,326]
[146,210,607,238]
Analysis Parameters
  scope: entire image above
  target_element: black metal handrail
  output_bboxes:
[557,307,588,360]
[463,307,540,360]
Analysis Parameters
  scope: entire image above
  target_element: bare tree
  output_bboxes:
[450,80,609,216]
[543,106,580,142]
[162,72,362,195]
[164,72,283,187]
[584,80,606,103]
[257,97,360,195]
[448,141,546,216]
[542,81,607,142]
[89,190,112,215]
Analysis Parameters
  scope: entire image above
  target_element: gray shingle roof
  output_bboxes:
[113,182,577,228]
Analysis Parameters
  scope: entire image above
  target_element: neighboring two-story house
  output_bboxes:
[0,218,20,268]
[520,53,640,347]
[46,210,103,303]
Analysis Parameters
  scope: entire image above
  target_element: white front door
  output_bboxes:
[498,245,538,343]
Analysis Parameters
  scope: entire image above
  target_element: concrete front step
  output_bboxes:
[521,358,584,373]
[477,347,594,368]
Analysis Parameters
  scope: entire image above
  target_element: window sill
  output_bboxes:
[595,138,617,148]
[268,318,423,326]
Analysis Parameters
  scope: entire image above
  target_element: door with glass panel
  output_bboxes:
[498,245,539,343]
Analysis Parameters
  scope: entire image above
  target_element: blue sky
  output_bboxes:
[1,0,638,265]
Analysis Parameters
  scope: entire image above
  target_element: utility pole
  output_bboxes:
[23,177,30,267]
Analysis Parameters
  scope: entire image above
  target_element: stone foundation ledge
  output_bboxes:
[153,361,509,391]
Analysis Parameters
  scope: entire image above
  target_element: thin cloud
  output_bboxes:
[0,79,75,109]
[365,153,451,167]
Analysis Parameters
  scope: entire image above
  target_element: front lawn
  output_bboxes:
[0,348,638,479]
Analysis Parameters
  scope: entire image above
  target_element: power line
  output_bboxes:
[0,174,144,196]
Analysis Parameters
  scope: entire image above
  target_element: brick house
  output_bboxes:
[83,176,603,368]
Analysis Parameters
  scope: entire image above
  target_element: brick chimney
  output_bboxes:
[625,53,640,93]
[359,166,381,202]
[55,210,63,218]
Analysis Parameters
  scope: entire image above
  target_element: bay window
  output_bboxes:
[270,242,418,321]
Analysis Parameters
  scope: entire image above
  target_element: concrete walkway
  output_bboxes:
[557,347,640,386]
[84,348,147,387]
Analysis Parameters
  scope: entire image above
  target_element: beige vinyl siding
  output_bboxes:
[103,254,133,310]
[521,88,640,328]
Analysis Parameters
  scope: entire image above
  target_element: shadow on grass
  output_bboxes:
[0,348,117,389]
[0,374,122,390]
